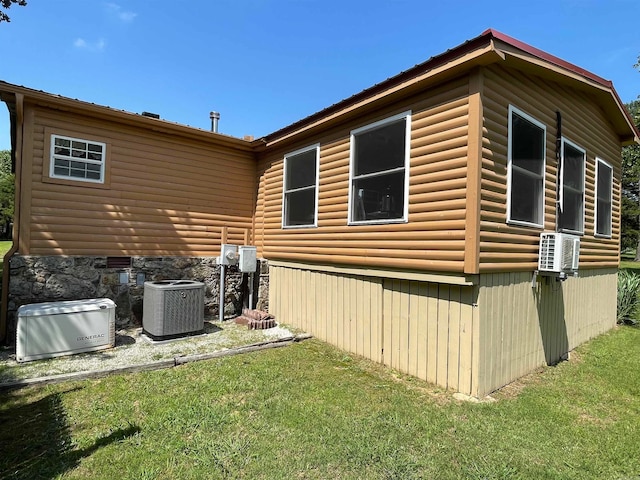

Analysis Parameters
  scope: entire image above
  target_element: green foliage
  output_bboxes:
[0,0,26,23]
[621,100,640,252]
[2,330,640,479]
[0,150,13,230]
[617,270,640,324]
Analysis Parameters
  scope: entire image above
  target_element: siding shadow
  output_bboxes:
[534,277,569,365]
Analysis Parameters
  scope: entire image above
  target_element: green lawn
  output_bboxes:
[620,260,640,274]
[0,240,11,273]
[1,326,639,479]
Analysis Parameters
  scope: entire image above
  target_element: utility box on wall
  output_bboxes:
[217,244,238,266]
[238,246,257,272]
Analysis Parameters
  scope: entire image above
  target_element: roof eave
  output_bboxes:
[0,81,255,152]
[259,39,502,148]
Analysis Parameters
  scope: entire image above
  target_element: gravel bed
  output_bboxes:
[0,320,297,384]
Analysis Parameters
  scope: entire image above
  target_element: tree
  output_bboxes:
[0,0,26,23]
[0,150,14,238]
[621,55,640,256]
[622,100,640,255]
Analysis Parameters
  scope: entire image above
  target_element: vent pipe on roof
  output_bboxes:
[210,111,220,133]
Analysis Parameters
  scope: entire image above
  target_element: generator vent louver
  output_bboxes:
[142,280,205,340]
[538,233,580,274]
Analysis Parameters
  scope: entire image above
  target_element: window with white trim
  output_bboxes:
[50,134,106,183]
[282,144,319,228]
[507,106,546,227]
[558,138,586,234]
[349,111,410,223]
[595,158,613,237]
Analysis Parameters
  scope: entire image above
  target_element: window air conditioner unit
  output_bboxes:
[142,280,205,340]
[538,232,580,274]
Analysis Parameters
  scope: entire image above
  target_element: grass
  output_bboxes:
[1,327,639,479]
[619,261,640,323]
[620,260,640,274]
[0,239,11,273]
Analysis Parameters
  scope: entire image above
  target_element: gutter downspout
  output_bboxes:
[1,93,24,344]
[556,110,562,232]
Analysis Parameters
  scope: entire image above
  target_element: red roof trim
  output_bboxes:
[265,28,636,144]
[481,29,613,88]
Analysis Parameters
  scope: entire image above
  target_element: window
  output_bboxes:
[558,138,586,234]
[349,111,410,223]
[507,106,546,227]
[282,144,319,228]
[595,158,613,237]
[50,134,106,183]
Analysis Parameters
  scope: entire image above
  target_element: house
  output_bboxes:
[1,29,637,396]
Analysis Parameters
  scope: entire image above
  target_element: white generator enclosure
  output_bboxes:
[142,280,205,340]
[16,298,116,363]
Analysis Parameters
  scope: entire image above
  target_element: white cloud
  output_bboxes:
[74,38,107,52]
[106,3,137,23]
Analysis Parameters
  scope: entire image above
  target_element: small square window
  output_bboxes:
[50,134,106,184]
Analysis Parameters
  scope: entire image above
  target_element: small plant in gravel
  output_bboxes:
[617,270,640,324]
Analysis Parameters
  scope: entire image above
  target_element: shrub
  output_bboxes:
[617,270,640,324]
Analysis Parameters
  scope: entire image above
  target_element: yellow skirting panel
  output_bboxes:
[476,268,618,397]
[269,264,479,395]
[269,264,616,398]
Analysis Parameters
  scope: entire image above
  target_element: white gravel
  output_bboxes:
[0,321,297,384]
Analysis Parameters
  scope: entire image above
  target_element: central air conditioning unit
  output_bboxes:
[538,232,580,275]
[142,280,205,340]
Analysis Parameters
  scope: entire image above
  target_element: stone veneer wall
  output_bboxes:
[7,255,269,340]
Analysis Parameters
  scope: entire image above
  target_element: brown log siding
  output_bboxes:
[24,105,255,256]
[255,78,471,272]
[480,65,621,271]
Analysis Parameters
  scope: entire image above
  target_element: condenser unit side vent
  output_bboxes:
[142,280,205,340]
[538,233,580,274]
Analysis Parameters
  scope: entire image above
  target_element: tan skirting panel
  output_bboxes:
[476,268,617,396]
[269,264,480,395]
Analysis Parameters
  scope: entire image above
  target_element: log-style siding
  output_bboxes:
[256,79,471,273]
[22,105,255,256]
[257,64,623,275]
[480,65,622,271]
[476,268,617,396]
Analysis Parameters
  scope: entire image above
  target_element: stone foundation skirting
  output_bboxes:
[7,255,269,339]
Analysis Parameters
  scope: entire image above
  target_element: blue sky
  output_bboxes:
[0,0,639,150]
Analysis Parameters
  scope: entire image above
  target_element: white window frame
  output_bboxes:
[347,111,411,225]
[558,137,586,235]
[506,105,546,228]
[49,134,106,184]
[594,157,613,238]
[281,143,320,229]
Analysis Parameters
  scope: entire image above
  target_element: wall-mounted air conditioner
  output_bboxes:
[16,298,116,363]
[538,232,580,274]
[142,280,205,340]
